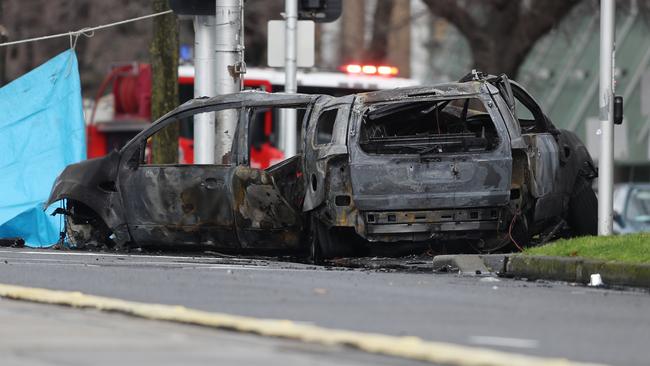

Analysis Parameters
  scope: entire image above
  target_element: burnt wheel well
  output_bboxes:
[65,200,109,230]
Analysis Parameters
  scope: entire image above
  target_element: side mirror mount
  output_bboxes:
[614,96,623,125]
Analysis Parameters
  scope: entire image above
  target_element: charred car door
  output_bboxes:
[510,82,563,220]
[117,102,242,248]
[302,95,354,211]
[230,96,321,250]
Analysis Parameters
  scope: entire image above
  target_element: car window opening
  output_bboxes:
[359,97,499,155]
[315,109,338,145]
[247,106,308,169]
[142,109,240,166]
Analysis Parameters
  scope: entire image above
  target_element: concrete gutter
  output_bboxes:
[506,255,650,289]
[433,254,650,289]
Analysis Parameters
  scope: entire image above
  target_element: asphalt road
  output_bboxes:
[0,298,426,366]
[0,248,648,366]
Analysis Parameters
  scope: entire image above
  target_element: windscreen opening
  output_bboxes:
[359,97,499,155]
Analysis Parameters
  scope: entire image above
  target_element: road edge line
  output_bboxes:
[0,283,605,366]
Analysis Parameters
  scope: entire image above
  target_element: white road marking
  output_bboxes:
[468,336,539,349]
[0,249,251,261]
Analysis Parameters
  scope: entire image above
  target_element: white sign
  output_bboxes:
[267,20,315,68]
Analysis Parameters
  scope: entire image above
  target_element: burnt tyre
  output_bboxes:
[65,202,114,249]
[308,216,359,264]
[567,176,598,236]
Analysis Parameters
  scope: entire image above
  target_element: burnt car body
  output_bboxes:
[47,73,597,258]
[47,91,326,251]
[304,72,597,259]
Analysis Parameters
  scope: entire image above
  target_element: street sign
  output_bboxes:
[267,20,315,68]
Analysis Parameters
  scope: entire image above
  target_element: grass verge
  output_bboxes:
[525,233,650,264]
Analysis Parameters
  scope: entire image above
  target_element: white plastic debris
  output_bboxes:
[588,273,604,287]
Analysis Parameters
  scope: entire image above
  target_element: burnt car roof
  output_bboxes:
[171,91,325,118]
[356,81,491,104]
[123,91,328,151]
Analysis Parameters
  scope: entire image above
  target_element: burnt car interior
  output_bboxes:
[246,105,309,211]
[358,97,499,155]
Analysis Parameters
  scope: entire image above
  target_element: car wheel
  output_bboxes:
[567,176,598,236]
[309,216,356,263]
[65,215,94,249]
[308,217,324,264]
[65,206,113,249]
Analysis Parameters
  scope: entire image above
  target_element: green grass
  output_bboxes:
[525,233,650,264]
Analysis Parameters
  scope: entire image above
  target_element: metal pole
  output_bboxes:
[282,0,298,158]
[598,0,615,235]
[214,0,244,164]
[193,16,217,164]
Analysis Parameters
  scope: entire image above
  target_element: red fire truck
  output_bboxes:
[87,63,418,168]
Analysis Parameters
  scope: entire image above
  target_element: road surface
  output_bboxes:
[0,248,648,365]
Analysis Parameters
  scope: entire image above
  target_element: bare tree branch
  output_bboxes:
[419,0,480,43]
[422,0,582,78]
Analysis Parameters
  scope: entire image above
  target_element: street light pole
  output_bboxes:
[282,0,298,158]
[214,0,244,164]
[193,15,217,164]
[598,0,615,235]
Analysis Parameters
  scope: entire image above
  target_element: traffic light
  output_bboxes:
[169,0,214,15]
[298,0,341,23]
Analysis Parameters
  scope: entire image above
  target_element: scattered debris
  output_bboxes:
[589,273,604,287]
[0,238,25,248]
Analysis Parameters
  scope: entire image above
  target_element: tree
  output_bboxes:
[339,0,366,63]
[150,0,179,164]
[0,0,7,86]
[365,0,394,63]
[420,0,581,78]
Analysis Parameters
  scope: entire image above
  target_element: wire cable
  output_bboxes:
[0,10,173,48]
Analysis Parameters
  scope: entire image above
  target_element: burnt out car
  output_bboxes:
[48,73,597,260]
[304,72,597,260]
[47,91,327,252]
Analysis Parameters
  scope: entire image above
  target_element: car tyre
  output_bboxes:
[309,216,356,264]
[567,176,598,236]
[65,204,114,249]
[308,217,324,265]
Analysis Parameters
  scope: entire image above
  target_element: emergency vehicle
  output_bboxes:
[87,63,418,168]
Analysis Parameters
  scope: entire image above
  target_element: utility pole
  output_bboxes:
[598,0,615,235]
[214,0,244,164]
[193,15,217,164]
[281,0,298,158]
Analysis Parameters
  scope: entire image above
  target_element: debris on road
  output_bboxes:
[0,238,24,248]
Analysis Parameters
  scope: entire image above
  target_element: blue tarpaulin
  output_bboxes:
[0,50,86,247]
